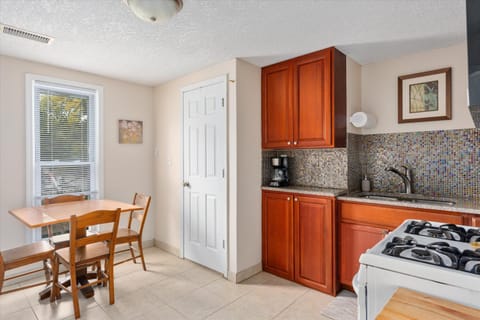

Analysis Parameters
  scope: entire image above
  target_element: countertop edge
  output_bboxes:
[261,186,347,197]
[337,196,480,215]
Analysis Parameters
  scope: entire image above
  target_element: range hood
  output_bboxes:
[466,0,480,127]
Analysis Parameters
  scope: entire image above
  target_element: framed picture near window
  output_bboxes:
[119,119,143,144]
[398,67,451,123]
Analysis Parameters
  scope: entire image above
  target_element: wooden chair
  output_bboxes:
[50,209,121,319]
[42,194,87,249]
[0,241,54,294]
[114,193,151,271]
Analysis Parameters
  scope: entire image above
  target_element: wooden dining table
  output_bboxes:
[8,199,143,300]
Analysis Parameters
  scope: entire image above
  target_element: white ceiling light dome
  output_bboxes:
[125,0,183,23]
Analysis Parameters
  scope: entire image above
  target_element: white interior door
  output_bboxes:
[182,76,227,275]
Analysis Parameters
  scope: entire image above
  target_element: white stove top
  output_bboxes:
[359,220,480,291]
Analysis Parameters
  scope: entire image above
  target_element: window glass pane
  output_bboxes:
[39,90,90,162]
[40,165,91,196]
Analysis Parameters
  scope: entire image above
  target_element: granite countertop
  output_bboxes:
[262,185,347,197]
[337,192,480,215]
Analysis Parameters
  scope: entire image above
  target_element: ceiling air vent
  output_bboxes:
[0,24,54,44]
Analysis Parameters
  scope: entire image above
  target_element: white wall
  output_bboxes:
[152,58,262,278]
[0,55,154,250]
[152,59,237,264]
[346,57,362,134]
[235,59,262,273]
[361,42,474,134]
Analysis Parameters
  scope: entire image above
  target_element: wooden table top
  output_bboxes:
[9,199,143,228]
[376,287,480,320]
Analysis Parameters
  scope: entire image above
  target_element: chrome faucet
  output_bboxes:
[385,166,412,194]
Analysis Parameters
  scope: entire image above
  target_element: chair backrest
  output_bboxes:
[69,209,121,264]
[128,193,152,236]
[42,194,86,205]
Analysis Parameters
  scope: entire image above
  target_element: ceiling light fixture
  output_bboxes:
[125,0,183,23]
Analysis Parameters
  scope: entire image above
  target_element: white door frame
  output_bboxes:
[179,75,228,278]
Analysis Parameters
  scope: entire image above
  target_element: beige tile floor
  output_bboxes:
[0,247,354,320]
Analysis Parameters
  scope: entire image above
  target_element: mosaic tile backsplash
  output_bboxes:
[262,149,348,189]
[348,129,480,199]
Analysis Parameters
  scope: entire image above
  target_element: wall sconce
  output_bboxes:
[350,112,376,128]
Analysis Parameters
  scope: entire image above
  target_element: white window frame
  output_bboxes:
[25,74,104,242]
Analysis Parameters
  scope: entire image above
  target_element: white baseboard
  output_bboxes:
[228,262,262,283]
[154,239,180,256]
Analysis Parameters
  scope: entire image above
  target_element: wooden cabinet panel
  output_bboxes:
[261,47,346,149]
[262,62,293,148]
[262,191,294,280]
[294,195,334,294]
[339,222,387,287]
[470,215,480,227]
[339,201,464,229]
[294,51,332,147]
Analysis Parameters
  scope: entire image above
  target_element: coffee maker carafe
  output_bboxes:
[269,155,289,187]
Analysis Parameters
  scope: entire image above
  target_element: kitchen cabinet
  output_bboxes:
[262,47,346,149]
[294,195,334,293]
[466,215,480,227]
[339,222,387,287]
[262,191,294,280]
[262,190,336,295]
[338,201,465,288]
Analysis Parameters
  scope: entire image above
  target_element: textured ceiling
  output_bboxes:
[0,0,466,86]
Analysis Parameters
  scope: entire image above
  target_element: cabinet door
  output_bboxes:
[294,195,334,294]
[472,216,480,227]
[262,62,293,148]
[339,222,387,287]
[262,191,294,280]
[293,49,332,148]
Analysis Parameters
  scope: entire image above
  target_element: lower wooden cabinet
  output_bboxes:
[262,190,335,295]
[262,191,294,280]
[470,215,480,227]
[338,200,466,288]
[339,222,387,287]
[294,195,333,293]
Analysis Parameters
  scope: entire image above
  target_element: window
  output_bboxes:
[26,74,103,240]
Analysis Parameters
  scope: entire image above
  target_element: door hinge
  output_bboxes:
[222,240,225,249]
[221,98,225,107]
[222,168,225,178]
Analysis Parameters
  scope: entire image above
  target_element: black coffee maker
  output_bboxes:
[269,155,289,187]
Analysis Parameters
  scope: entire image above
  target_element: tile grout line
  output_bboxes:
[269,289,310,320]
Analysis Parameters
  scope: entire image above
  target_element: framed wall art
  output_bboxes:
[119,119,143,144]
[398,67,451,123]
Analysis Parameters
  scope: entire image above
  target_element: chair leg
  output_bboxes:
[70,266,80,319]
[129,242,136,264]
[108,259,115,305]
[50,257,59,302]
[137,240,147,271]
[103,259,108,287]
[0,261,5,294]
[96,261,102,285]
[43,259,51,284]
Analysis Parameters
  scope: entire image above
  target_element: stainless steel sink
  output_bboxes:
[362,195,400,201]
[408,198,456,206]
[357,193,456,206]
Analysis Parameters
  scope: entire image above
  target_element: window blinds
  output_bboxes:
[33,80,98,201]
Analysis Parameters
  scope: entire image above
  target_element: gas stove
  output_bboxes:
[355,219,480,320]
[382,221,480,274]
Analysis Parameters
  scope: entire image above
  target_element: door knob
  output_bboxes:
[183,182,191,188]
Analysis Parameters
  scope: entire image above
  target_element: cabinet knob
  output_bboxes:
[293,141,297,145]
[287,197,291,201]
[287,141,291,145]
[294,198,298,202]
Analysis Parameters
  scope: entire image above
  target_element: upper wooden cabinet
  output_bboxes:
[262,47,346,149]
